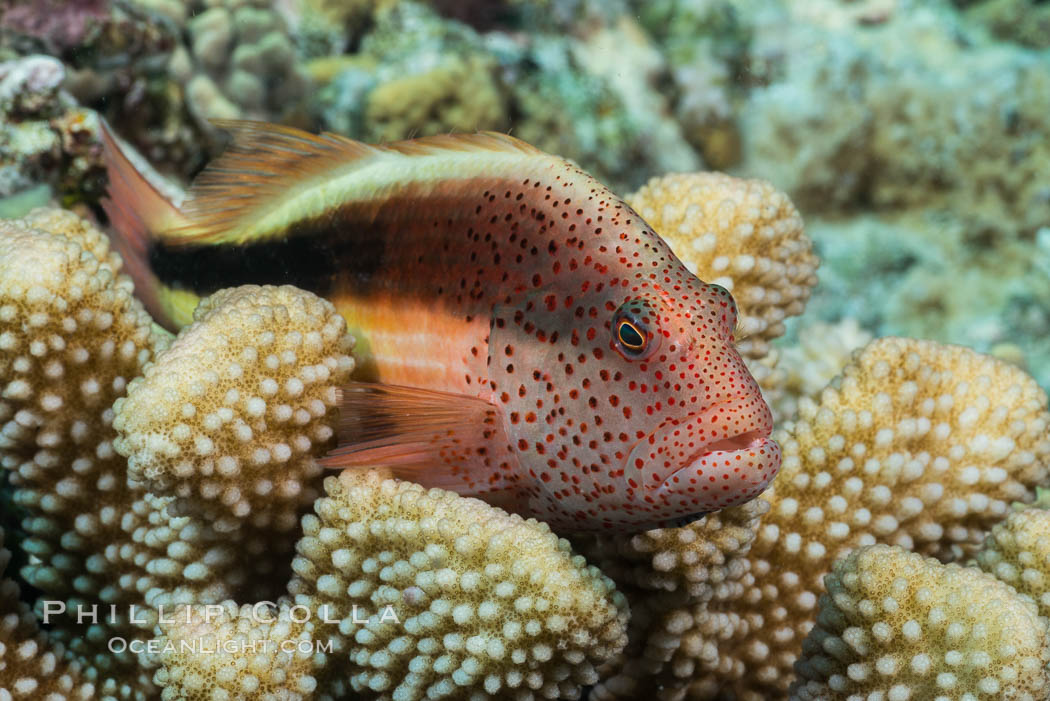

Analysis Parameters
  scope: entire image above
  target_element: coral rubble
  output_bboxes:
[312,0,699,194]
[733,0,1050,388]
[0,55,105,213]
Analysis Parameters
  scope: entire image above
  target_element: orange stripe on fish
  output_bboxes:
[101,120,781,532]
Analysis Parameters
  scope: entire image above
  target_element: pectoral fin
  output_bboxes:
[321,382,520,495]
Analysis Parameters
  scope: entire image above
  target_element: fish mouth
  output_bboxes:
[624,396,780,512]
[659,431,776,491]
[689,429,768,458]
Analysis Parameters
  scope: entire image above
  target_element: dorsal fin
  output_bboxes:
[165,120,545,246]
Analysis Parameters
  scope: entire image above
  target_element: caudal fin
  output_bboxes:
[99,121,184,330]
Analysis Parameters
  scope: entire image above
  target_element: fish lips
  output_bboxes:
[660,434,781,504]
[625,397,781,509]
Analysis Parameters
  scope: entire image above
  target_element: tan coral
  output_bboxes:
[627,173,818,359]
[791,544,1050,700]
[0,208,167,696]
[748,318,873,424]
[578,501,768,701]
[0,527,96,700]
[16,208,123,270]
[113,284,354,533]
[574,500,768,600]
[153,600,323,701]
[584,337,1050,700]
[289,469,629,701]
[710,337,1050,699]
[0,214,357,697]
[974,505,1050,617]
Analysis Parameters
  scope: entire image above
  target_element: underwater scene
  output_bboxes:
[1,0,1050,699]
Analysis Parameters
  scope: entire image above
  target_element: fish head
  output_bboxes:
[612,280,781,527]
[489,274,780,531]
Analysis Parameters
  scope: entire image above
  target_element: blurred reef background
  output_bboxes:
[1,0,1049,391]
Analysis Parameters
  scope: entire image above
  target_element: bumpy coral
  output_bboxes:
[114,285,354,532]
[974,506,1050,616]
[627,172,818,359]
[0,208,165,693]
[0,213,355,696]
[791,544,1050,700]
[579,500,768,701]
[585,337,1050,699]
[0,527,96,700]
[750,318,873,424]
[153,600,323,701]
[290,469,629,701]
[575,499,768,600]
[717,337,1050,698]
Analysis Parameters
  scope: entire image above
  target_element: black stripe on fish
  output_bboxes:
[148,217,384,297]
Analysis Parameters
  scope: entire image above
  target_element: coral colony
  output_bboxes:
[2,1,1050,701]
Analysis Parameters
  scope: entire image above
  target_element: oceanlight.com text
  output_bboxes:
[108,638,336,655]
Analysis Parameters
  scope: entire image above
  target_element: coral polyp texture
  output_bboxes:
[0,527,95,700]
[153,600,322,701]
[113,285,354,532]
[790,544,1050,701]
[750,318,874,425]
[626,172,818,360]
[0,209,359,698]
[720,337,1050,699]
[289,469,630,701]
[974,505,1050,617]
[582,336,1050,700]
[111,284,355,605]
[577,499,769,700]
[2,166,1049,697]
[0,208,165,695]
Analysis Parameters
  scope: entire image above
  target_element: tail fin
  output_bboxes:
[99,121,184,330]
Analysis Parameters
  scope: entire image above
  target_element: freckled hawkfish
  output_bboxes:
[101,120,780,532]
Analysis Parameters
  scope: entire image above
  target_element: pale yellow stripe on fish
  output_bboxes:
[169,122,556,246]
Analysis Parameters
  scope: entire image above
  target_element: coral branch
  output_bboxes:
[290,469,630,701]
[792,544,1050,700]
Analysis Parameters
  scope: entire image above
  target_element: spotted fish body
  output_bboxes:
[102,121,780,532]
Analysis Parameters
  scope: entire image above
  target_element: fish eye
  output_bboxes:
[617,320,646,351]
[612,300,659,359]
